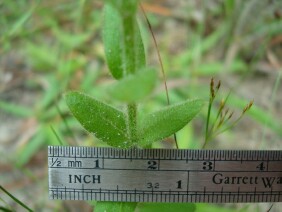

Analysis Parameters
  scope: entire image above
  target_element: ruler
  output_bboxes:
[48,146,282,203]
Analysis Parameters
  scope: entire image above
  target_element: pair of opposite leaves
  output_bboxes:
[65,89,203,148]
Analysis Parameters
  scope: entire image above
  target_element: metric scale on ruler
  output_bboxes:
[48,146,282,203]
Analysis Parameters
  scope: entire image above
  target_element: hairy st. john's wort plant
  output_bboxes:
[64,1,254,211]
[63,1,249,211]
[64,1,202,211]
[65,1,204,150]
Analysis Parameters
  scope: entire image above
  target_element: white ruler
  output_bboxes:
[48,146,282,202]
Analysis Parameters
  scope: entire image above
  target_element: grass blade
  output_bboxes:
[0,206,13,212]
[50,125,64,146]
[0,185,33,212]
[0,101,32,118]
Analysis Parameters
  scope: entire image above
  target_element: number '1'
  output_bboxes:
[177,180,182,189]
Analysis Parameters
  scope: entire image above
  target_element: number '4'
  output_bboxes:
[256,162,266,171]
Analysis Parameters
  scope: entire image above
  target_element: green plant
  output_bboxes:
[65,0,204,211]
[203,78,253,148]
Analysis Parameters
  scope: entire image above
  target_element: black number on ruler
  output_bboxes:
[147,160,158,169]
[256,162,266,171]
[94,160,100,168]
[51,158,61,167]
[147,183,159,189]
[176,180,182,189]
[202,161,213,170]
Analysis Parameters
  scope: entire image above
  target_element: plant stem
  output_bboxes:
[122,13,139,147]
[127,103,137,146]
[204,96,213,148]
[122,16,136,75]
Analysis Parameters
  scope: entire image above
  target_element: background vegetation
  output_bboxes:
[0,0,281,211]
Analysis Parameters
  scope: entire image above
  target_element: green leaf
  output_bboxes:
[65,91,129,147]
[121,13,145,76]
[103,4,123,79]
[108,68,157,102]
[103,4,145,79]
[137,203,196,212]
[6,3,35,37]
[224,0,235,17]
[132,20,146,75]
[95,202,137,212]
[104,0,138,16]
[138,99,204,147]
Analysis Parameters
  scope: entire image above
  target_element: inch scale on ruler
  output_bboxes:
[48,146,282,203]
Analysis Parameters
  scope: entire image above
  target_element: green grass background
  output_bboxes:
[0,0,281,211]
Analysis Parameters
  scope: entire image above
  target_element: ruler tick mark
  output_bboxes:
[48,146,282,203]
